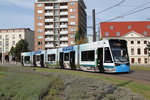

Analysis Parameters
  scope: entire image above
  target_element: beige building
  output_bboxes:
[0,28,34,54]
[103,31,150,65]
[34,0,87,51]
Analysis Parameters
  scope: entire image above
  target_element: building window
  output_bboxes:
[131,58,134,64]
[37,29,43,33]
[144,48,147,55]
[37,4,43,7]
[37,16,43,20]
[70,2,75,6]
[0,41,2,46]
[70,41,75,45]
[138,58,141,64]
[137,48,141,55]
[37,36,43,39]
[54,4,58,9]
[131,48,134,55]
[37,10,43,14]
[137,41,140,44]
[37,23,43,26]
[37,41,42,45]
[143,31,148,36]
[12,41,15,45]
[70,15,76,18]
[19,34,22,38]
[131,41,134,44]
[128,25,132,29]
[70,28,76,32]
[144,41,147,44]
[116,32,120,36]
[54,23,59,28]
[105,32,109,36]
[12,34,15,39]
[0,35,2,39]
[110,25,114,30]
[70,22,76,25]
[70,34,75,39]
[147,25,150,29]
[144,58,148,64]
[70,8,76,12]
[54,17,59,21]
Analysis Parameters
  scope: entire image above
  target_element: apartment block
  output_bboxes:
[0,28,34,54]
[100,21,150,65]
[34,0,87,51]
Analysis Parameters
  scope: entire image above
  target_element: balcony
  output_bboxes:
[45,12,53,16]
[45,19,53,22]
[60,6,68,9]
[45,6,53,9]
[45,38,54,41]
[60,44,68,47]
[60,37,68,41]
[45,31,53,35]
[45,44,54,48]
[60,31,68,35]
[60,24,68,28]
[60,12,68,15]
[60,18,68,22]
[45,25,53,29]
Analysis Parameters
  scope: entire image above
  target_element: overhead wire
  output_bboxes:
[87,0,126,19]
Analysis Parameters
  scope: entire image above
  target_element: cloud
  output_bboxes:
[0,0,34,9]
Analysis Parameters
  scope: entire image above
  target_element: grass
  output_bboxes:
[34,67,150,100]
[0,66,149,99]
[131,66,150,71]
[0,70,63,100]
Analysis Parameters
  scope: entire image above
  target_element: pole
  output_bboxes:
[2,39,4,65]
[93,9,96,42]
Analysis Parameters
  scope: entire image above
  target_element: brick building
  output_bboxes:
[34,0,87,51]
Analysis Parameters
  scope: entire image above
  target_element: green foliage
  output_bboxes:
[9,39,29,61]
[75,28,88,45]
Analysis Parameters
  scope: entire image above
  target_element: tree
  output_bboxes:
[9,39,29,61]
[75,28,88,45]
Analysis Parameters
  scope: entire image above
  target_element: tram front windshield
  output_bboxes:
[109,40,129,63]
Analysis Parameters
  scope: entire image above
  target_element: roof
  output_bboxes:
[100,21,150,37]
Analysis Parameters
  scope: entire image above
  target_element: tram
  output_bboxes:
[21,39,130,73]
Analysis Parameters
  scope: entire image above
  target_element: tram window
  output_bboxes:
[104,47,113,63]
[48,54,55,61]
[81,50,95,61]
[64,53,69,61]
[25,56,30,61]
[36,55,40,61]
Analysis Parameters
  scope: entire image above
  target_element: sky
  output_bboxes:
[0,0,150,35]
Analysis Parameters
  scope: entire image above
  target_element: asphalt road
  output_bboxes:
[105,70,150,85]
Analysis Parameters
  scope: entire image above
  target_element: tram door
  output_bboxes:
[70,51,76,70]
[21,56,24,66]
[59,52,64,69]
[98,48,104,72]
[33,55,37,67]
[40,54,44,67]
